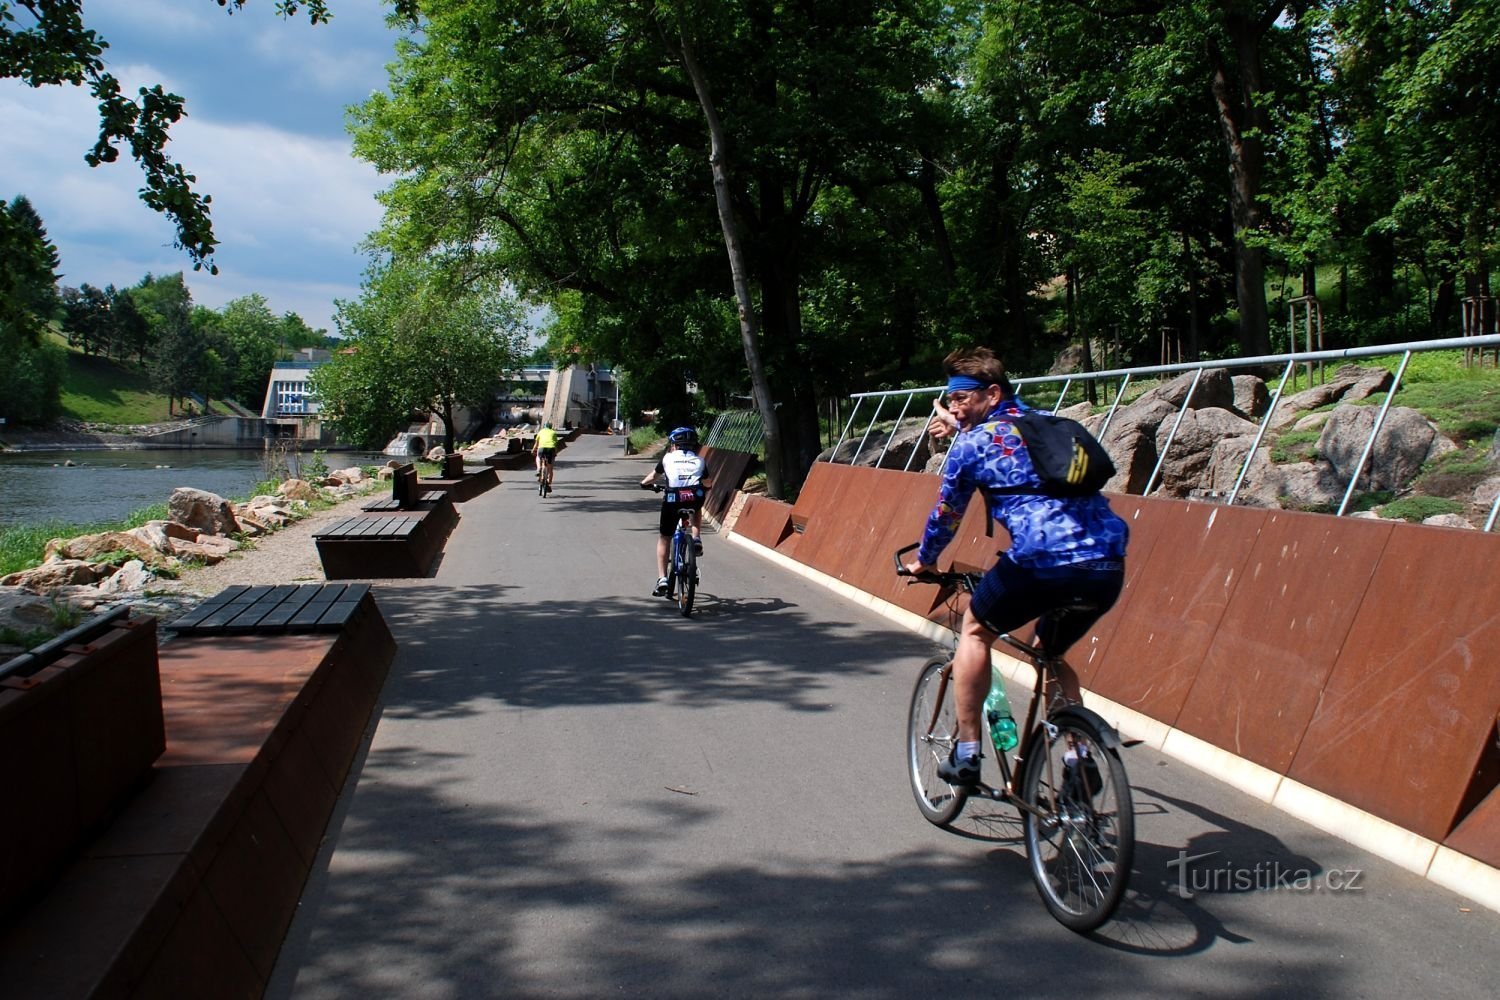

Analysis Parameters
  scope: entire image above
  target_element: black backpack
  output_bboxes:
[987,409,1114,498]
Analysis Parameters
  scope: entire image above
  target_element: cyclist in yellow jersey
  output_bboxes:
[534,422,560,493]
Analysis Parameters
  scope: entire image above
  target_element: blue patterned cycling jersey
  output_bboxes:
[916,397,1129,569]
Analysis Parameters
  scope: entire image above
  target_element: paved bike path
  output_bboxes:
[270,433,1497,999]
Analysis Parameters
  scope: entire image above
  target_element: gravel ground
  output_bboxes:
[155,489,379,599]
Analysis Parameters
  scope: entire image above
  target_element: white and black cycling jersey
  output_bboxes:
[656,449,707,489]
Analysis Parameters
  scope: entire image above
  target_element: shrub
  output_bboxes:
[1379,496,1464,523]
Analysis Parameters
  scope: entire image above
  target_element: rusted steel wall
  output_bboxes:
[732,494,793,550]
[728,461,1500,862]
[699,447,756,520]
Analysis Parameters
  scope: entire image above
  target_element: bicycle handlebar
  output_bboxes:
[893,543,978,590]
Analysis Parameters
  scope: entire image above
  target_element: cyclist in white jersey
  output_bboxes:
[640,426,712,596]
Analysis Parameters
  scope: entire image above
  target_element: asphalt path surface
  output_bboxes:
[270,434,1497,999]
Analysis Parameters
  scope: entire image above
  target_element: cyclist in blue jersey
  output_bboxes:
[904,347,1129,786]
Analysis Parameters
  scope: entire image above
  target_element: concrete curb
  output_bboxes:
[724,529,1500,916]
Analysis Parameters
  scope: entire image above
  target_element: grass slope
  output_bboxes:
[57,346,175,425]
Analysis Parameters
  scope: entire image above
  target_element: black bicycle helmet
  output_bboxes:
[669,426,698,447]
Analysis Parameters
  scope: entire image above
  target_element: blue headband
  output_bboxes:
[946,375,989,393]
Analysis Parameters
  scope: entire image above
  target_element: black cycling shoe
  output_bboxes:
[692,539,703,557]
[937,748,982,786]
[652,577,669,597]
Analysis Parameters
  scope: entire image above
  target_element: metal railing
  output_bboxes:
[830,334,1500,531]
[705,409,766,454]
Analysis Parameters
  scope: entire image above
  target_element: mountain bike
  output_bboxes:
[895,543,1134,933]
[648,484,700,617]
[537,455,553,497]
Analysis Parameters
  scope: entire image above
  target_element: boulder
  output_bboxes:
[426,446,447,462]
[818,421,931,471]
[96,559,156,594]
[1317,405,1456,493]
[1231,375,1270,419]
[1421,513,1474,530]
[127,519,198,556]
[1275,461,1347,510]
[1153,408,1259,497]
[44,530,162,566]
[0,587,56,634]
[1267,364,1393,431]
[0,559,108,592]
[377,466,396,481]
[278,478,319,502]
[332,466,366,484]
[1204,440,1280,504]
[1473,476,1500,509]
[1134,367,1235,412]
[168,487,241,537]
[167,536,235,564]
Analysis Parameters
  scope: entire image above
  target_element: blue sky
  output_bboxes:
[1,0,399,335]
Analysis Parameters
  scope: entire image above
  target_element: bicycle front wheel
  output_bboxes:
[906,655,967,826]
[677,545,696,617]
[1020,710,1134,933]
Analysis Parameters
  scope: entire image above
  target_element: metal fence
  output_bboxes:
[705,409,766,454]
[830,334,1500,532]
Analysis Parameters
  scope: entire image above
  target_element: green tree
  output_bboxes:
[218,294,282,408]
[314,259,528,452]
[0,337,66,425]
[134,273,198,414]
[278,311,327,355]
[0,194,62,350]
[351,0,953,495]
[60,282,113,356]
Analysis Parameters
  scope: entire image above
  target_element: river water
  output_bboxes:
[0,449,378,529]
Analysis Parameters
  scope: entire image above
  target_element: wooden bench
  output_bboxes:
[313,513,449,579]
[420,464,500,503]
[165,583,373,636]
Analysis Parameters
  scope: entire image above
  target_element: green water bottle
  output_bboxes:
[984,667,1018,752]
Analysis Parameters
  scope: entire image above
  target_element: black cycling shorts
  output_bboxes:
[658,486,705,536]
[537,448,556,463]
[968,556,1124,656]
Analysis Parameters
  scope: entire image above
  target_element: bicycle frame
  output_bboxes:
[896,544,1113,818]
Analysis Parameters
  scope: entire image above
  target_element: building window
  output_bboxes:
[275,381,310,415]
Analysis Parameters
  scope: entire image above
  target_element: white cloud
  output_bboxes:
[0,12,391,337]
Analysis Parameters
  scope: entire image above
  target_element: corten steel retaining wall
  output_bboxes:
[730,462,1500,879]
[695,446,757,522]
[0,593,397,998]
[0,618,164,920]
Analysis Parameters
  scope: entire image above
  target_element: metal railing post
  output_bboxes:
[1142,368,1204,496]
[1228,359,1295,506]
[903,390,944,471]
[1098,374,1131,439]
[876,391,918,469]
[830,398,863,462]
[851,395,887,466]
[1337,351,1412,517]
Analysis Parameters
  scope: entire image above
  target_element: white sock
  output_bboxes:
[957,740,980,761]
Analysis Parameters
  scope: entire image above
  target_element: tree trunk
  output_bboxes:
[679,34,785,499]
[1208,12,1280,357]
[440,399,456,454]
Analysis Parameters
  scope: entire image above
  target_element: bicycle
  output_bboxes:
[536,455,553,497]
[894,543,1134,933]
[647,483,700,617]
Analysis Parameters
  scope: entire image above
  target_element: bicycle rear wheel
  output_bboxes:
[676,540,696,616]
[1020,710,1134,933]
[906,655,967,826]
